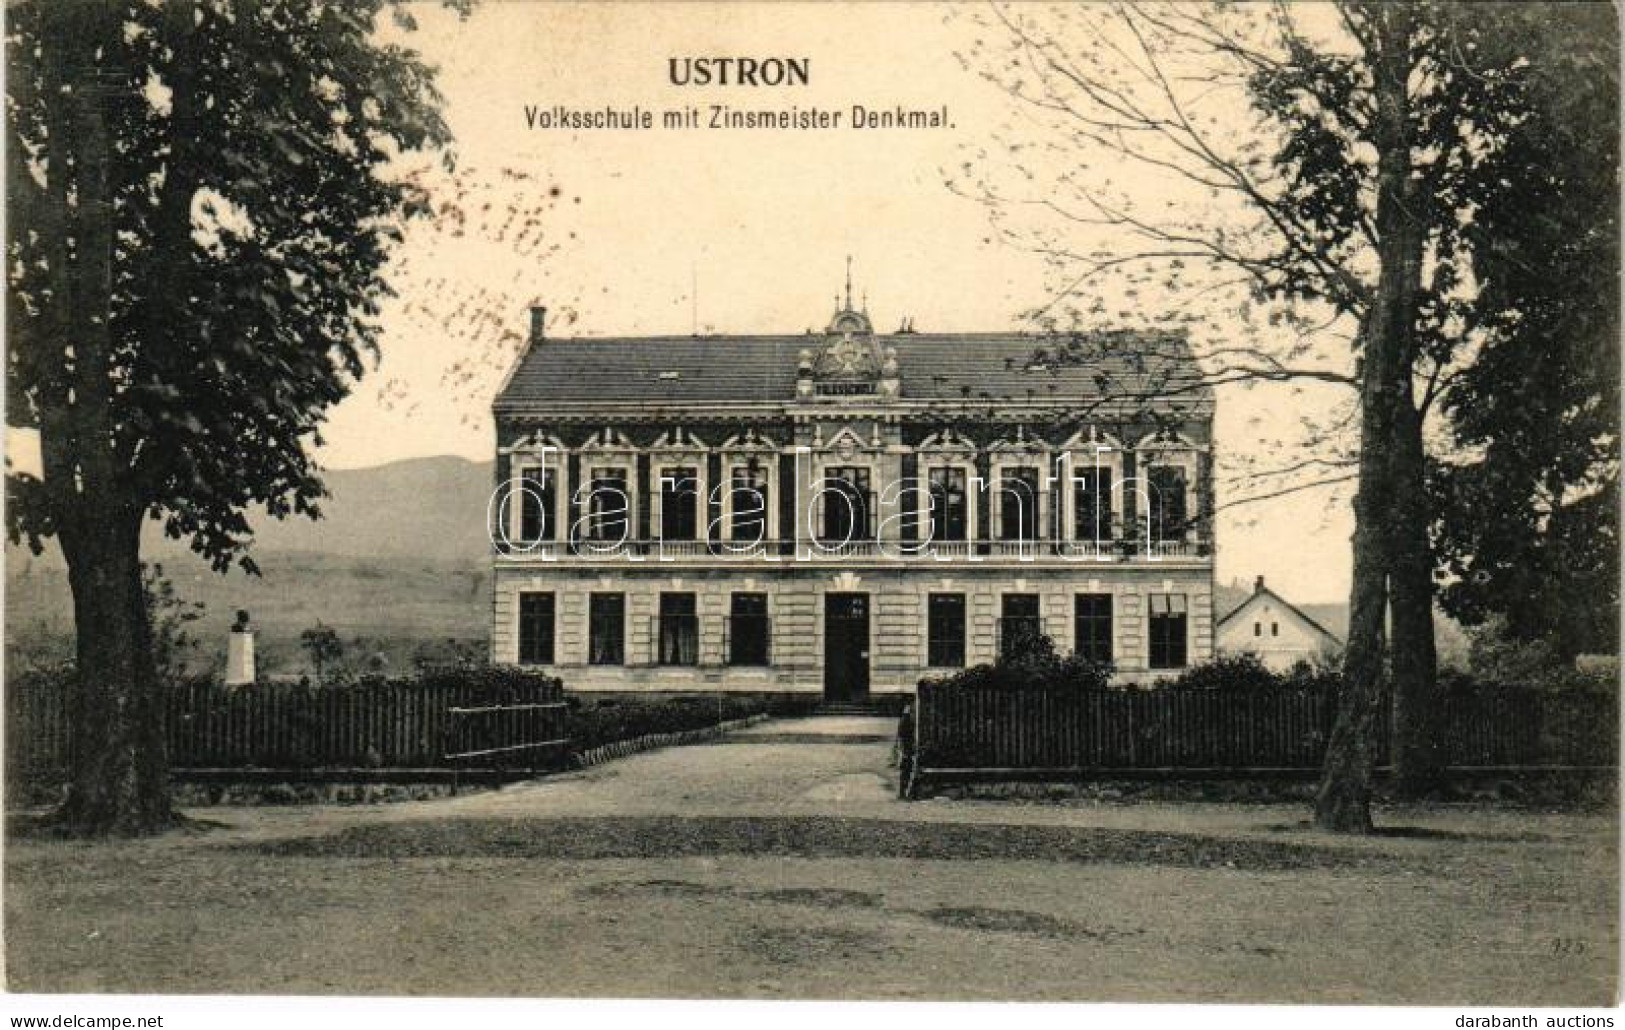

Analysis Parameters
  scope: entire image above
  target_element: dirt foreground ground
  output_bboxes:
[5,717,1617,1003]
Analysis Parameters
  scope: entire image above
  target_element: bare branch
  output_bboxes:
[1218,472,1359,511]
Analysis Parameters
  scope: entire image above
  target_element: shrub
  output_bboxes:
[1461,616,1620,694]
[143,563,205,679]
[1143,654,1346,694]
[299,622,345,683]
[1281,654,1344,694]
[1157,652,1283,692]
[920,633,1112,692]
[381,664,561,701]
[411,637,487,673]
[567,693,771,753]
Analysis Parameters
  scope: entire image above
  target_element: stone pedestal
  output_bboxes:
[225,630,256,686]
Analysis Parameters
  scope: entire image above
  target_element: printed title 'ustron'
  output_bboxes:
[668,57,810,87]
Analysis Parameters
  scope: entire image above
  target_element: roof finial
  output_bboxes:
[824,258,874,334]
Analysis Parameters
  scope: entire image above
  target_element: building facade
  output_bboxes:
[1216,576,1341,672]
[490,289,1216,701]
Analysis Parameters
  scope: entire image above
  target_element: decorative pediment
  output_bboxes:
[1135,428,1200,452]
[814,330,882,381]
[580,426,637,451]
[504,431,567,455]
[917,427,977,453]
[1058,426,1124,453]
[649,425,709,451]
[988,424,1048,454]
[719,427,779,452]
[818,426,872,461]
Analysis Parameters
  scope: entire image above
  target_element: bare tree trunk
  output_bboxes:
[1316,6,1425,833]
[1389,398,1442,796]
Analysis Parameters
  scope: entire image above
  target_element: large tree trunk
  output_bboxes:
[1388,398,1443,796]
[1315,6,1425,833]
[55,511,178,835]
[1316,352,1392,833]
[36,4,178,835]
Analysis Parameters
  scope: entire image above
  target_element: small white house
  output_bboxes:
[1216,576,1341,672]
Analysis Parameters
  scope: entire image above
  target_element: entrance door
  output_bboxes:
[823,593,870,703]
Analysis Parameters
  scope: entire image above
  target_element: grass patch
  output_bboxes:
[246,814,1390,872]
[579,879,885,910]
[742,925,891,966]
[932,772,1616,812]
[919,905,1113,940]
[1263,819,1553,844]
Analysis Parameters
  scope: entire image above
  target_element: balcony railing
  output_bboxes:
[496,535,1213,561]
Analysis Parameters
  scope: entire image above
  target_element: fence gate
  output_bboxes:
[443,698,570,785]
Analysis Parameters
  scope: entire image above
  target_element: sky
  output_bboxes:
[328,2,1360,603]
[14,2,1361,603]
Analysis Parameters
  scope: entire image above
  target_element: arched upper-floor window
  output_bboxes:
[1135,430,1203,545]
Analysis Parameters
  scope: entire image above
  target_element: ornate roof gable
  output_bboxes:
[795,259,901,401]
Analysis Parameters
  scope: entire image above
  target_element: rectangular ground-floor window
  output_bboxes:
[928,593,967,667]
[589,593,625,665]
[1000,593,1042,658]
[517,591,555,665]
[1074,593,1112,665]
[728,592,770,666]
[1148,593,1188,669]
[659,592,699,666]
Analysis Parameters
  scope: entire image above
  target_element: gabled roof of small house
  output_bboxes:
[1217,576,1343,645]
[492,325,1211,414]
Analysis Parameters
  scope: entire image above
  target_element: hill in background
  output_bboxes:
[8,456,495,676]
[209,455,496,562]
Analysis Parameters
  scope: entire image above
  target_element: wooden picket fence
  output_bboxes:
[6,670,568,793]
[910,682,1615,785]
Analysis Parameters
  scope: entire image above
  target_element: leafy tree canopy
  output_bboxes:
[7,0,456,572]
[1427,2,1620,659]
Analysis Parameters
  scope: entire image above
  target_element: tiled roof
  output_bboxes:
[1217,584,1344,645]
[492,330,1210,412]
